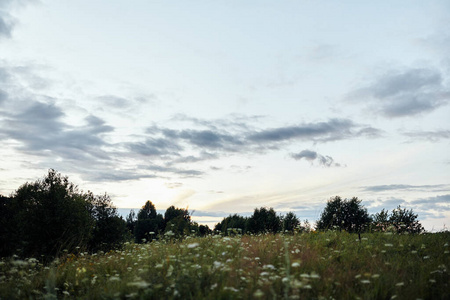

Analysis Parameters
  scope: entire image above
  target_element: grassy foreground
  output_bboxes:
[0,231,448,299]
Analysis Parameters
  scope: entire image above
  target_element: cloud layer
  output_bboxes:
[349,67,450,117]
[0,62,383,182]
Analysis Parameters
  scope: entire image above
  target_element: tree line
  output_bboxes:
[214,196,423,235]
[0,170,424,261]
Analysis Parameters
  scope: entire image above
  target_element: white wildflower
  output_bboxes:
[187,243,199,249]
[127,280,150,289]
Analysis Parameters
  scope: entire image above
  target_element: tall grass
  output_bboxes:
[1,231,448,299]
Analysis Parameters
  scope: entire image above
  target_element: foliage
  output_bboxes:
[214,214,248,235]
[163,206,192,237]
[372,208,390,232]
[247,207,282,234]
[87,193,129,252]
[389,205,424,233]
[0,169,127,259]
[372,206,424,234]
[8,169,93,259]
[0,232,448,299]
[134,201,164,243]
[282,211,300,233]
[316,196,371,233]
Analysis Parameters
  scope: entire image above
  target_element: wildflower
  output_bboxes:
[360,280,370,284]
[384,243,393,247]
[291,262,301,268]
[372,274,380,278]
[310,272,320,279]
[395,282,404,287]
[109,276,120,282]
[253,289,264,298]
[166,265,174,277]
[127,280,150,289]
[62,291,70,296]
[263,264,275,270]
[292,279,303,288]
[187,243,199,249]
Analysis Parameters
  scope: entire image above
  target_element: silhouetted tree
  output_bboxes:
[10,169,93,258]
[87,193,128,252]
[389,205,424,234]
[126,209,137,234]
[134,201,164,243]
[164,206,191,237]
[214,214,248,235]
[316,196,371,233]
[247,207,281,234]
[0,194,18,257]
[372,209,390,232]
[282,212,300,233]
[198,224,212,236]
[1,169,129,259]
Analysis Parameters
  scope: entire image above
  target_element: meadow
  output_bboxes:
[0,231,448,300]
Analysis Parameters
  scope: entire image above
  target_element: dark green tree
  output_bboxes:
[282,211,300,233]
[11,169,93,258]
[126,209,137,234]
[0,194,18,257]
[372,209,390,232]
[316,196,371,233]
[134,201,164,242]
[198,224,212,236]
[214,214,248,235]
[163,206,191,237]
[389,205,424,234]
[247,207,281,234]
[1,169,129,259]
[87,193,128,252]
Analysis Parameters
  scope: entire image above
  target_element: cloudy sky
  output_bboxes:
[1,0,449,230]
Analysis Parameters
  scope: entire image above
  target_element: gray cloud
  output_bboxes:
[403,130,450,142]
[0,0,36,39]
[1,100,114,163]
[247,119,381,143]
[0,11,13,38]
[410,194,450,214]
[143,164,204,178]
[350,67,450,117]
[290,149,342,167]
[127,137,183,157]
[0,89,8,104]
[366,198,412,215]
[361,184,450,193]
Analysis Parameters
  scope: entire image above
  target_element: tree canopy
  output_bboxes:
[316,196,371,233]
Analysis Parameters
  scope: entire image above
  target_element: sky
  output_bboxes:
[0,0,449,231]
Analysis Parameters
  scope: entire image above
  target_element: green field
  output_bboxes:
[1,231,449,300]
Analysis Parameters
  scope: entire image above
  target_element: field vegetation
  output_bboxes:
[0,231,449,299]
